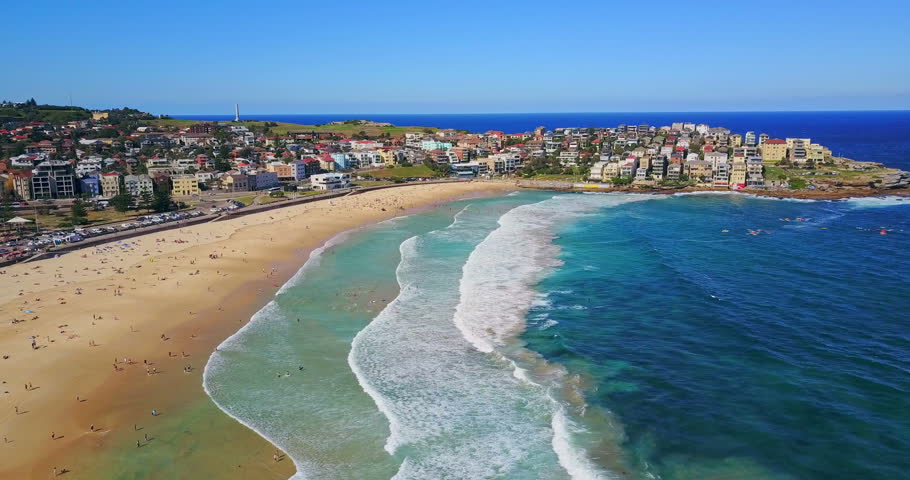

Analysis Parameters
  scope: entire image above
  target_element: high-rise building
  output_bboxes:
[31,161,76,199]
[744,131,756,146]
[234,104,240,122]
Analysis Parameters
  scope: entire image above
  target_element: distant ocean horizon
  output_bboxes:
[176,111,910,170]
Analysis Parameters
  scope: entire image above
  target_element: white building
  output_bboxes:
[310,172,352,190]
[124,174,154,197]
[76,158,104,176]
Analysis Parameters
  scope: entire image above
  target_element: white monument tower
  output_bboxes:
[234,104,240,122]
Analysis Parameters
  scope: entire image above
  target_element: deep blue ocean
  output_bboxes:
[523,193,910,480]
[177,111,910,170]
[204,190,910,480]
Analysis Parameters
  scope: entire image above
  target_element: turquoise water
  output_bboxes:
[204,192,910,479]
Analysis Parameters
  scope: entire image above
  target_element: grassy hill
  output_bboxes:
[0,106,91,124]
[363,164,439,178]
[145,118,436,137]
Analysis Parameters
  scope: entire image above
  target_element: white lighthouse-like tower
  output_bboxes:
[234,104,240,122]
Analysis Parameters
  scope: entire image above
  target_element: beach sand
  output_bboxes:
[0,181,515,479]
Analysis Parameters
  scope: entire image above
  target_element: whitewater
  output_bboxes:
[349,193,662,479]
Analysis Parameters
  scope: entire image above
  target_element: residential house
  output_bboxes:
[100,172,122,197]
[11,171,32,200]
[267,162,295,180]
[705,151,729,169]
[248,171,279,191]
[730,158,747,186]
[222,174,250,192]
[559,150,580,167]
[171,174,200,196]
[746,157,765,187]
[289,159,308,180]
[180,133,213,146]
[788,138,809,164]
[420,140,452,151]
[124,174,154,197]
[620,158,640,178]
[481,153,523,174]
[651,155,668,180]
[713,162,730,187]
[761,139,788,164]
[588,161,609,181]
[685,160,712,182]
[80,174,101,197]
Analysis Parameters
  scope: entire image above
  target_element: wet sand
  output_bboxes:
[0,181,515,479]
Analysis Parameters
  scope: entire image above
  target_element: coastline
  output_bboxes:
[507,178,910,200]
[0,181,514,479]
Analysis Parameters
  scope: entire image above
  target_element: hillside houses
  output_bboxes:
[1,103,850,203]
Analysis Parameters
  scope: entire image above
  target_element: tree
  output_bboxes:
[152,189,172,213]
[213,157,231,172]
[71,200,89,225]
[611,177,632,186]
[138,191,154,212]
[110,193,132,212]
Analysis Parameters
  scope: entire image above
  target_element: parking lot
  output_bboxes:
[2,210,208,261]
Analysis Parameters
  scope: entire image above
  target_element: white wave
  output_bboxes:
[540,318,559,330]
[453,194,658,354]
[351,240,562,478]
[845,195,910,208]
[348,235,418,454]
[553,408,618,480]
[451,193,659,479]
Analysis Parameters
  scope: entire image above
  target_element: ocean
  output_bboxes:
[203,191,910,480]
[175,111,910,170]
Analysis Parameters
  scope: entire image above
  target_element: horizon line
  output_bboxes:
[168,109,910,117]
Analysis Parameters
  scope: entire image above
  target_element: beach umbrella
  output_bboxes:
[6,216,33,235]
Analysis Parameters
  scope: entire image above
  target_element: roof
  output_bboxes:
[765,139,787,144]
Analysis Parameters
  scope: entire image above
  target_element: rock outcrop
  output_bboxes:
[880,170,910,189]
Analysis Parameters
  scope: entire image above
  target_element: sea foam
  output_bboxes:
[451,194,660,479]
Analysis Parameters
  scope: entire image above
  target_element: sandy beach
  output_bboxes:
[0,181,515,479]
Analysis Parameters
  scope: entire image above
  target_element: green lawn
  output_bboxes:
[362,165,438,179]
[762,166,791,181]
[259,195,288,205]
[352,180,394,187]
[526,173,586,182]
[145,119,436,137]
[234,195,255,206]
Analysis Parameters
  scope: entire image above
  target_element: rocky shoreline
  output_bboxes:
[513,178,910,201]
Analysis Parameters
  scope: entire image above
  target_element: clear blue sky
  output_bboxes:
[3,0,909,114]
